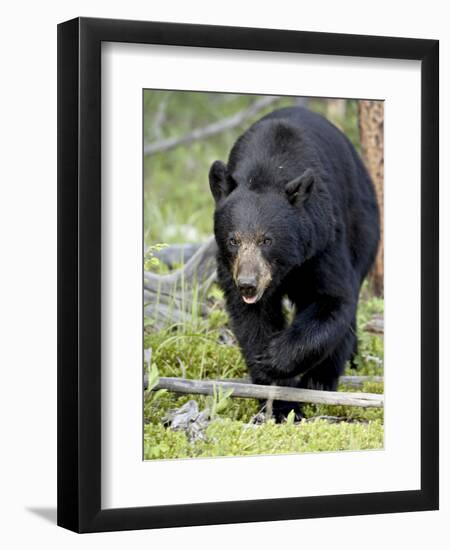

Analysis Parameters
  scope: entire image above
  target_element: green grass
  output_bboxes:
[144,418,383,460]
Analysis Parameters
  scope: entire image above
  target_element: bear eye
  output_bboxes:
[229,237,239,247]
[261,237,272,246]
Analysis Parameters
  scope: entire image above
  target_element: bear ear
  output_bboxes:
[285,168,315,205]
[209,160,236,203]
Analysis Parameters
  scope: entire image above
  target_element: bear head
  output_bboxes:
[209,159,336,305]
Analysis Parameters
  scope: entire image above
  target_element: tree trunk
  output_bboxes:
[358,100,384,296]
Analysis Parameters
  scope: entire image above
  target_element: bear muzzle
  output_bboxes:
[237,275,259,303]
[232,244,272,304]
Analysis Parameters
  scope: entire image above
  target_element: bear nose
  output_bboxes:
[237,276,257,295]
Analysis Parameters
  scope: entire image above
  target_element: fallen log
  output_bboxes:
[152,377,384,408]
[144,236,217,329]
[339,375,383,388]
[144,236,217,295]
[144,374,383,391]
[364,314,384,335]
[217,375,383,389]
[152,242,202,269]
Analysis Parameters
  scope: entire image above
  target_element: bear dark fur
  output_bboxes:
[209,107,379,421]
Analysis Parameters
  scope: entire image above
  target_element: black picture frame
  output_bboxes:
[57,16,439,533]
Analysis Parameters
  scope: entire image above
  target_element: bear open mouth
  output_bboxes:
[241,291,261,304]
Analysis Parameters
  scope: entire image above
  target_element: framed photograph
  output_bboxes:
[57,17,439,533]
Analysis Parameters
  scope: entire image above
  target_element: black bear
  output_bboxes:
[209,106,380,421]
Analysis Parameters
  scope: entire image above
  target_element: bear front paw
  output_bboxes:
[253,336,295,379]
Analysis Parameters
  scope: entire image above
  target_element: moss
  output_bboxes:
[144,418,383,460]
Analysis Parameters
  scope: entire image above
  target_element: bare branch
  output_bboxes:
[144,96,280,156]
